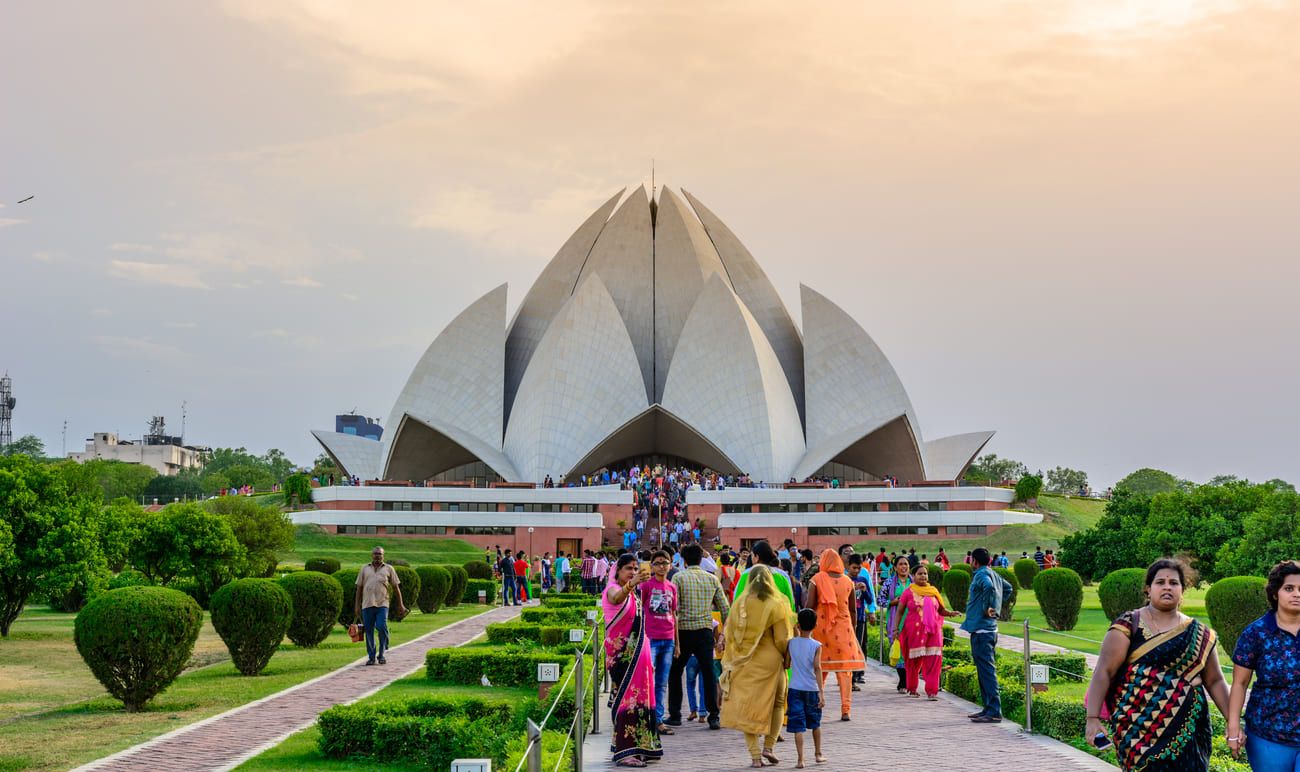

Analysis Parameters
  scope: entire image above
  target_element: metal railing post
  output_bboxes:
[590,625,602,734]
[526,718,542,772]
[574,650,585,771]
[1023,619,1033,734]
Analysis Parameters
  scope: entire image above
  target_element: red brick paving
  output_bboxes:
[76,604,520,772]
[582,659,1114,771]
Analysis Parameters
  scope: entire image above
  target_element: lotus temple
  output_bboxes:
[303,185,1040,553]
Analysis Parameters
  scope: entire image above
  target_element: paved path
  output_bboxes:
[581,659,1112,771]
[77,604,521,772]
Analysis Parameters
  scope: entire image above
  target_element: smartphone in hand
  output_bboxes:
[1092,733,1113,751]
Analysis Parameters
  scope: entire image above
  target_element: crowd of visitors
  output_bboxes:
[486,537,1298,770]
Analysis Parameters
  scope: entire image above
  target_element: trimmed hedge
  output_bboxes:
[280,571,344,647]
[1033,568,1084,631]
[334,568,360,626]
[537,597,597,609]
[387,558,410,567]
[486,621,590,647]
[464,579,497,604]
[1206,576,1269,655]
[1013,558,1039,590]
[444,565,469,607]
[390,565,419,620]
[943,569,971,613]
[415,565,452,614]
[317,696,516,767]
[925,564,945,591]
[304,557,341,574]
[1031,692,1087,741]
[942,663,1024,716]
[522,607,590,626]
[1098,567,1148,621]
[74,586,204,711]
[425,646,570,686]
[948,562,973,574]
[541,592,590,602]
[1030,652,1087,683]
[993,567,1020,621]
[464,560,494,580]
[210,578,294,675]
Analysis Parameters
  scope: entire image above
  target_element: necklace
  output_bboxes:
[1140,606,1185,637]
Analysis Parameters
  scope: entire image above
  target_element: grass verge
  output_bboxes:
[278,525,486,569]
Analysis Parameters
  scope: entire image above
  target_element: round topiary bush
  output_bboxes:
[1033,568,1084,631]
[304,557,341,575]
[948,562,973,573]
[415,565,452,614]
[1098,568,1148,621]
[1206,576,1268,655]
[108,569,152,590]
[334,568,360,626]
[209,578,294,675]
[74,586,203,711]
[1013,558,1040,590]
[386,557,410,567]
[463,560,493,580]
[925,564,945,591]
[943,569,971,613]
[443,565,469,608]
[993,567,1020,621]
[390,565,420,620]
[279,571,343,647]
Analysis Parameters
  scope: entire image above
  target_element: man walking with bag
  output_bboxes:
[354,547,406,666]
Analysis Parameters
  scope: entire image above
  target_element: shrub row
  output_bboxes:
[486,621,592,647]
[464,579,497,604]
[317,696,516,768]
[304,557,341,574]
[536,597,597,609]
[463,560,494,580]
[425,646,571,686]
[522,607,591,626]
[942,664,1025,717]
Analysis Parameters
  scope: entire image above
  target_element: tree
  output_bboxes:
[0,455,107,636]
[1045,466,1089,494]
[143,470,205,502]
[204,496,294,577]
[1216,490,1300,578]
[261,449,295,484]
[1059,487,1153,582]
[283,473,312,507]
[59,459,157,502]
[3,434,46,458]
[311,453,339,480]
[129,504,243,592]
[963,454,1028,485]
[100,498,147,572]
[1114,468,1187,497]
[1140,481,1266,583]
[212,463,272,491]
[1014,474,1043,504]
[1206,474,1240,487]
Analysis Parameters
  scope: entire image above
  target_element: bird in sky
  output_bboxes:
[17,196,34,204]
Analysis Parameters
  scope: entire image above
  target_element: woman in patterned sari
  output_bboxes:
[602,553,663,767]
[880,555,912,693]
[1085,559,1231,771]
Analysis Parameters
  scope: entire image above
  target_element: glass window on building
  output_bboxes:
[808,527,843,535]
[946,525,987,535]
[895,502,947,512]
[512,503,562,513]
[879,526,931,535]
[454,526,516,535]
[337,525,378,535]
[569,504,597,513]
[445,502,494,512]
[722,504,752,513]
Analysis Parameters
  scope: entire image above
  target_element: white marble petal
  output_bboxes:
[311,430,383,482]
[661,274,805,483]
[503,274,649,482]
[924,431,995,481]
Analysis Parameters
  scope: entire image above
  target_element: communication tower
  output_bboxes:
[0,374,14,451]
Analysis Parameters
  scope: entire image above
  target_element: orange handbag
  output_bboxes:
[348,623,364,642]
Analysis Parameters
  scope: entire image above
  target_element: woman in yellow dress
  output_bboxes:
[720,565,794,768]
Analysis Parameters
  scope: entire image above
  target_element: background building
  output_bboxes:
[68,417,207,475]
[335,414,383,441]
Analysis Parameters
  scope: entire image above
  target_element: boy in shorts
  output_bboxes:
[785,608,825,767]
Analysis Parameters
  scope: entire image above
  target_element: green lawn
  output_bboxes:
[854,493,1107,556]
[236,675,537,771]
[0,602,486,771]
[279,525,487,569]
[995,584,1211,655]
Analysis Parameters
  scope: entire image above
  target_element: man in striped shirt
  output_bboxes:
[580,550,597,594]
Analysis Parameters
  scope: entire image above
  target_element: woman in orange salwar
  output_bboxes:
[895,564,961,699]
[805,549,865,721]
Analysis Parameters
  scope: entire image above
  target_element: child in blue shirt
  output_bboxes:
[785,608,825,768]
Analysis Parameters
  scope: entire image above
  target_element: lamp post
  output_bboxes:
[528,526,535,559]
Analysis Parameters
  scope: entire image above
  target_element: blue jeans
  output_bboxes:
[685,655,706,715]
[361,606,389,662]
[649,638,675,725]
[1248,734,1300,772]
[970,631,1001,716]
[501,574,516,605]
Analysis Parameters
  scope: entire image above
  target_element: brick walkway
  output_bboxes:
[76,604,521,772]
[582,659,1113,771]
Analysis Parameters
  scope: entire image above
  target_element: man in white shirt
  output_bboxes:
[556,552,570,592]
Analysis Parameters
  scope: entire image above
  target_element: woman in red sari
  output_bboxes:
[895,564,961,699]
[602,554,663,767]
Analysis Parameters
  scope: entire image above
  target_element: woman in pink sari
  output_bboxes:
[895,563,961,699]
[602,554,663,767]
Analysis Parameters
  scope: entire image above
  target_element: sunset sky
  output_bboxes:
[3,1,1297,486]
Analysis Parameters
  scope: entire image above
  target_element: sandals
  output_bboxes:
[618,759,647,768]
[687,711,698,721]
[762,750,781,765]
[657,724,674,735]
[927,694,939,701]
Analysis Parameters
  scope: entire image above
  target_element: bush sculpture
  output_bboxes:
[1034,568,1084,631]
[210,578,294,675]
[416,565,452,614]
[948,562,972,573]
[925,564,945,591]
[943,569,971,613]
[304,557,341,575]
[464,560,494,580]
[280,571,344,647]
[390,565,420,620]
[334,568,360,625]
[444,565,469,608]
[74,586,203,711]
[464,579,498,604]
[1013,558,1039,590]
[1098,568,1148,621]
[1205,576,1269,655]
[993,567,1020,621]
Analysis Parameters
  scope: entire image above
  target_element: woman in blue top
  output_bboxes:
[1226,560,1300,770]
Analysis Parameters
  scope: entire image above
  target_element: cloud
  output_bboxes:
[108,260,211,289]
[30,251,57,262]
[281,276,323,288]
[410,185,614,256]
[0,218,27,228]
[89,335,188,360]
[164,321,199,329]
[253,328,291,337]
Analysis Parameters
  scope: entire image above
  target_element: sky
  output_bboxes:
[2,0,1298,487]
